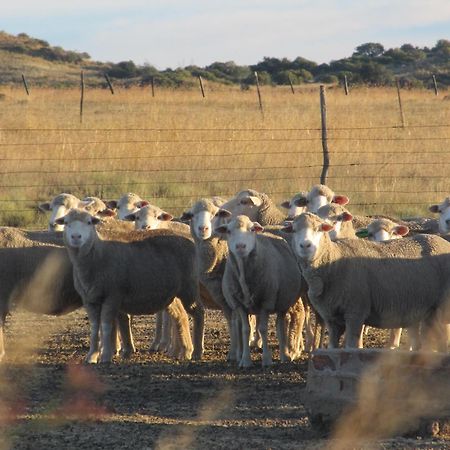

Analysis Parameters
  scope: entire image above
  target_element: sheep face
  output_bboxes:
[124,205,172,230]
[39,193,82,231]
[216,215,263,258]
[184,199,232,240]
[221,190,263,221]
[109,193,147,220]
[367,219,409,242]
[306,185,349,214]
[57,210,100,248]
[317,204,353,241]
[430,198,450,234]
[281,192,307,220]
[287,213,333,262]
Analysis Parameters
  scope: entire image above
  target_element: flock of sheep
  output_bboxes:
[1,185,449,367]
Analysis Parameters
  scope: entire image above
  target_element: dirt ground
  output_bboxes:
[0,309,448,450]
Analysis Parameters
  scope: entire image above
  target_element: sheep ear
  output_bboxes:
[215,224,229,235]
[55,216,66,225]
[97,208,116,217]
[123,213,137,222]
[105,200,118,210]
[293,197,308,207]
[217,209,232,218]
[179,211,193,222]
[240,196,262,207]
[341,212,353,222]
[39,202,51,212]
[251,222,264,233]
[333,195,349,206]
[136,200,149,208]
[320,223,334,232]
[281,222,293,233]
[158,212,173,222]
[429,205,440,213]
[280,200,291,209]
[393,225,409,236]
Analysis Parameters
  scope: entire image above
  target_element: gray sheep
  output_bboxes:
[57,209,204,363]
[216,215,304,367]
[284,213,450,350]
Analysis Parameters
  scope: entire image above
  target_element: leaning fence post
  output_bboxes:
[395,78,406,128]
[151,76,155,97]
[21,74,30,96]
[432,75,438,96]
[80,70,85,124]
[319,85,329,184]
[198,75,205,98]
[254,71,264,118]
[343,75,349,95]
[288,75,295,94]
[104,73,114,94]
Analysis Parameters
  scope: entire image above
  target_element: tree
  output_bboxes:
[353,43,385,58]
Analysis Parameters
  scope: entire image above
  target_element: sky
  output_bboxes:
[1,0,450,69]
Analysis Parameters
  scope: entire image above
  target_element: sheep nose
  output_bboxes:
[198,226,209,233]
[71,234,82,241]
[300,241,312,249]
[236,243,246,250]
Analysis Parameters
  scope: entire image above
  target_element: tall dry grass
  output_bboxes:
[0,84,448,228]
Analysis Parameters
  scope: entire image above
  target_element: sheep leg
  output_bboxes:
[0,310,6,362]
[85,303,102,364]
[238,308,252,368]
[345,319,364,349]
[407,325,421,351]
[117,313,135,359]
[165,299,193,360]
[99,303,117,363]
[157,310,171,353]
[150,310,164,352]
[388,328,402,349]
[276,312,290,363]
[184,303,204,360]
[287,300,306,359]
[259,310,272,367]
[303,304,314,352]
[231,309,242,362]
[327,320,345,349]
[249,314,262,348]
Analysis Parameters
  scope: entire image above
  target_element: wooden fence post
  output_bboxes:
[254,71,264,118]
[198,75,205,98]
[319,85,329,184]
[395,78,406,128]
[288,75,295,94]
[432,75,438,96]
[104,73,114,94]
[343,75,349,95]
[80,70,85,124]
[151,76,155,97]
[21,74,30,96]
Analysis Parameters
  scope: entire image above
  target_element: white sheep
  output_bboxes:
[216,215,304,367]
[57,209,204,363]
[429,197,450,235]
[284,213,450,350]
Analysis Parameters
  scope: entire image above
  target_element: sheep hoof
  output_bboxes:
[239,357,252,368]
[85,352,99,364]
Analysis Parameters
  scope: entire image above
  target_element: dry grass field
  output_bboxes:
[0,84,448,227]
[0,85,449,449]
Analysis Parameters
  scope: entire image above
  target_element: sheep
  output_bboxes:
[0,229,136,361]
[39,193,86,231]
[280,192,307,220]
[181,199,237,360]
[316,204,355,240]
[57,209,204,363]
[429,197,450,235]
[366,218,410,242]
[105,193,146,220]
[284,212,450,350]
[216,215,304,367]
[220,189,286,225]
[123,204,190,234]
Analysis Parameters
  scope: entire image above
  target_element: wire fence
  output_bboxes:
[0,87,449,227]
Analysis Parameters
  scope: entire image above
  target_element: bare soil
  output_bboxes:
[0,309,448,450]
